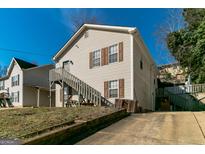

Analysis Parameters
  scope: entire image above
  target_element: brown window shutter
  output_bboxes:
[104,47,109,65]
[104,81,109,98]
[101,47,109,66]
[119,79,124,98]
[101,48,105,66]
[89,52,93,69]
[119,42,123,62]
[60,88,63,102]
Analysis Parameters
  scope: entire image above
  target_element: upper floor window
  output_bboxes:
[109,44,118,64]
[109,80,118,98]
[11,91,19,103]
[11,75,19,87]
[0,81,4,90]
[92,50,101,67]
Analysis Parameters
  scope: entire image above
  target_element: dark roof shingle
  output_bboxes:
[14,58,37,69]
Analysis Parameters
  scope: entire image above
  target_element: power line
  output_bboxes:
[0,47,53,57]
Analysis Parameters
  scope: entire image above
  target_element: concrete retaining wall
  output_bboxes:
[23,109,129,145]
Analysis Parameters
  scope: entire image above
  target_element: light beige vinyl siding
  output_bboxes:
[23,86,54,107]
[55,29,132,105]
[133,35,157,110]
[1,62,23,107]
[0,63,53,107]
[23,86,37,107]
[23,65,54,107]
[54,28,158,110]
[23,65,54,89]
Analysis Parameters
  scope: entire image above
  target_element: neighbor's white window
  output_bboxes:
[109,44,118,64]
[11,75,19,87]
[92,49,101,67]
[0,81,4,90]
[11,91,19,103]
[109,80,118,98]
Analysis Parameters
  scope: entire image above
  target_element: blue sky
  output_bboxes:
[0,8,183,67]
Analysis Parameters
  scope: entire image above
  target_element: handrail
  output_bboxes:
[156,87,205,111]
[156,84,205,96]
[101,96,114,107]
[49,67,106,106]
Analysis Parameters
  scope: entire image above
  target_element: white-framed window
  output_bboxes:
[11,75,19,87]
[92,49,101,67]
[11,91,19,103]
[109,80,118,98]
[109,44,118,64]
[0,81,4,90]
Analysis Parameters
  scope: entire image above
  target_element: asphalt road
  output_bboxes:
[76,112,205,145]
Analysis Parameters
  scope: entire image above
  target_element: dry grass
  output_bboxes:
[0,106,117,139]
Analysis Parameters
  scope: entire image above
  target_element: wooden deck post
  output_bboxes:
[49,82,52,107]
[37,88,40,107]
[62,82,65,107]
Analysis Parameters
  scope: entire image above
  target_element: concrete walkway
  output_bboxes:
[76,112,205,145]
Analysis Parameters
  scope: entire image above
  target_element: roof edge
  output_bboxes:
[22,64,54,71]
[53,24,137,61]
[0,58,19,81]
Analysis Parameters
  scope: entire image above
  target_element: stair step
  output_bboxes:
[49,68,113,107]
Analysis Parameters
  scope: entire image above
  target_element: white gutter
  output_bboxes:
[53,24,137,61]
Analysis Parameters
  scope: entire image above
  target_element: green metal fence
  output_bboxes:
[162,84,205,95]
[156,86,205,111]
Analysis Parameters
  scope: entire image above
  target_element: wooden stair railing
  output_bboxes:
[101,96,113,107]
[49,67,113,107]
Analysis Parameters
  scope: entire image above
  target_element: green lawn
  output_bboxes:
[0,106,117,139]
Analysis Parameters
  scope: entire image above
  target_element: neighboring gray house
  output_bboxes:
[0,58,55,107]
[50,24,158,111]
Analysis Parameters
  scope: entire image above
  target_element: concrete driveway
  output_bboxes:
[76,112,205,144]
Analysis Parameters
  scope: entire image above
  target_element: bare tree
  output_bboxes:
[154,9,185,64]
[69,9,102,32]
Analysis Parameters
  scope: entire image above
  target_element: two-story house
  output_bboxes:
[50,24,158,111]
[0,57,55,107]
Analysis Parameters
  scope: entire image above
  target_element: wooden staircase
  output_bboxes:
[49,67,113,107]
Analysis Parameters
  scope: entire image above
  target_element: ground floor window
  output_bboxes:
[11,91,19,103]
[0,81,4,90]
[109,80,118,98]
